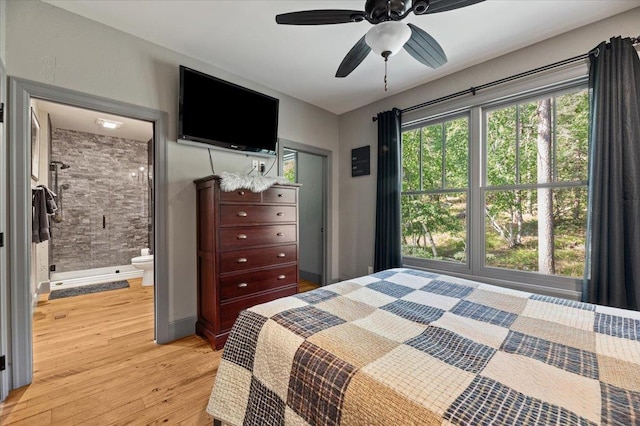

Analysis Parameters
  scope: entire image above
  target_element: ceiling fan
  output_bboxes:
[276,0,485,89]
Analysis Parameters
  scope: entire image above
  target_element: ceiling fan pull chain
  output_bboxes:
[384,56,388,91]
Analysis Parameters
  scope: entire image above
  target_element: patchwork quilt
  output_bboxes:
[207,268,640,425]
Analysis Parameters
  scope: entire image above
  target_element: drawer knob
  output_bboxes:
[237,258,248,263]
[278,193,283,198]
[278,275,286,280]
[237,211,248,217]
[276,212,285,217]
[237,234,247,240]
[277,253,286,258]
[276,232,284,237]
[239,191,245,196]
[238,283,248,288]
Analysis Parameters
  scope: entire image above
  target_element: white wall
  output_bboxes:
[338,7,640,281]
[29,101,50,304]
[6,0,340,326]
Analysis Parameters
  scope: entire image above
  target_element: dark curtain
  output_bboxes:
[584,36,640,310]
[374,108,403,272]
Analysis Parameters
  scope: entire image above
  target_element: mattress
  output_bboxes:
[207,268,640,425]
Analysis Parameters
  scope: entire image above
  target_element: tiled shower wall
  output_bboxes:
[50,128,150,273]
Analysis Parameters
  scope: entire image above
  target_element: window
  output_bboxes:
[484,90,589,278]
[402,84,589,289]
[283,148,297,183]
[402,116,469,264]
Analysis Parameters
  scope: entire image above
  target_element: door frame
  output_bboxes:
[7,77,169,390]
[278,139,332,286]
[0,60,8,402]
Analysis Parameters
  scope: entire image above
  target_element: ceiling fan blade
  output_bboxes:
[335,35,371,78]
[404,23,447,69]
[423,0,485,14]
[276,10,366,25]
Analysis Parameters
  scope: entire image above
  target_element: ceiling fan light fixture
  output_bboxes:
[365,21,411,58]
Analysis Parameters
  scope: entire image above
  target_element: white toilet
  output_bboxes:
[132,249,154,286]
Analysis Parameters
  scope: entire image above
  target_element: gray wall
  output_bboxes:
[0,0,8,402]
[49,128,149,272]
[338,7,640,281]
[0,0,5,63]
[5,0,340,325]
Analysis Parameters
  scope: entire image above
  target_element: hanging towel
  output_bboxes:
[38,185,58,214]
[32,188,51,243]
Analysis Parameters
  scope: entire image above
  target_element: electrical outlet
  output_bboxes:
[259,161,266,174]
[251,160,258,170]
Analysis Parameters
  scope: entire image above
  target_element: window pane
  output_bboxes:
[283,149,297,183]
[402,193,467,263]
[517,101,543,185]
[402,129,420,191]
[445,118,469,189]
[421,124,443,190]
[485,188,586,278]
[486,106,517,186]
[556,90,589,181]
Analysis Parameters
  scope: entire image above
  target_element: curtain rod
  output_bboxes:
[372,35,640,121]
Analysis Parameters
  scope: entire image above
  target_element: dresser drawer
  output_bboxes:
[220,244,297,274]
[219,285,298,331]
[219,188,261,203]
[220,205,296,226]
[263,186,297,204]
[220,265,297,301]
[220,224,297,250]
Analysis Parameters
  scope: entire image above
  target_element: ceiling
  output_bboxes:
[43,0,640,115]
[35,99,153,142]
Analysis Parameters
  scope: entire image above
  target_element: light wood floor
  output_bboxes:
[0,278,321,425]
[298,278,320,293]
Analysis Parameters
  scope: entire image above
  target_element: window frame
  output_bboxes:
[401,71,589,298]
[402,111,472,275]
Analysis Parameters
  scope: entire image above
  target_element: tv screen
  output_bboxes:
[178,65,279,156]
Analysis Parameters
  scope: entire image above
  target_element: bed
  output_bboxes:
[206,267,640,425]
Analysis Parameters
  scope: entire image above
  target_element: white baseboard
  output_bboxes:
[38,281,50,294]
[32,281,50,310]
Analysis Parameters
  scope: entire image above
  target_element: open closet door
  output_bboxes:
[280,140,331,287]
[297,151,326,285]
[0,59,9,402]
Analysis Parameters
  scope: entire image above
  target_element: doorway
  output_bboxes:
[7,77,169,392]
[35,99,154,288]
[279,140,331,287]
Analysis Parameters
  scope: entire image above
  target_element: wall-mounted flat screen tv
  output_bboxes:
[178,65,279,156]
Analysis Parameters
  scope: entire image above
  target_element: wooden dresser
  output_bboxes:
[194,175,300,350]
